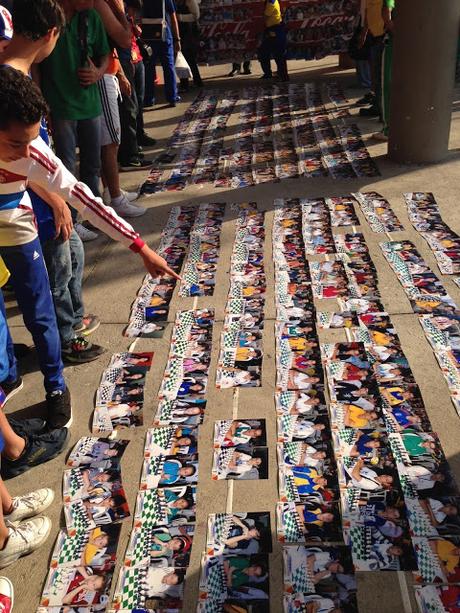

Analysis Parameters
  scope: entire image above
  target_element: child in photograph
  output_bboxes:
[221,421,264,447]
[223,557,268,590]
[144,566,185,599]
[58,567,108,608]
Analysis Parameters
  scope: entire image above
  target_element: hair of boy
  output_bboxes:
[0,66,49,131]
[12,0,65,41]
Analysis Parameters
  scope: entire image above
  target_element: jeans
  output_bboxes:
[144,27,177,104]
[356,59,372,89]
[118,58,140,165]
[0,238,65,393]
[0,291,18,384]
[52,115,102,200]
[369,36,385,116]
[133,60,146,139]
[42,229,85,345]
[258,24,288,78]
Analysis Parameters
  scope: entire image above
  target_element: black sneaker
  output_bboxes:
[62,337,106,364]
[1,428,70,479]
[260,74,273,79]
[46,387,72,429]
[8,417,47,437]
[119,158,153,172]
[359,105,380,117]
[13,343,30,359]
[0,377,23,403]
[139,133,157,147]
[355,92,375,106]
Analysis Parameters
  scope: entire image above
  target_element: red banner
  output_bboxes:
[198,0,360,64]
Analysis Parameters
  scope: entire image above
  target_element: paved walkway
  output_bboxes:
[5,58,460,612]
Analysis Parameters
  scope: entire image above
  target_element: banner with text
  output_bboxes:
[197,0,360,64]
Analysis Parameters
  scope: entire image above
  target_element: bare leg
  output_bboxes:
[101,143,121,200]
[0,412,25,461]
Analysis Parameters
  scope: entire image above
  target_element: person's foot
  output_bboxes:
[260,74,273,79]
[8,418,47,438]
[359,104,380,117]
[143,100,155,109]
[371,131,389,141]
[74,223,98,242]
[242,68,251,75]
[73,314,100,337]
[1,429,69,479]
[5,488,55,525]
[355,92,375,106]
[103,188,138,205]
[139,133,157,147]
[228,68,240,76]
[0,517,52,568]
[0,378,23,404]
[0,576,14,612]
[46,387,72,430]
[119,158,153,171]
[62,337,106,364]
[111,197,146,218]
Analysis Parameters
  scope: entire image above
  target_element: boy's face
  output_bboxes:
[0,120,40,162]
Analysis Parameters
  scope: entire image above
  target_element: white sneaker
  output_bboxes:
[111,196,146,218]
[0,516,52,569]
[5,488,55,525]
[75,223,98,242]
[103,188,138,205]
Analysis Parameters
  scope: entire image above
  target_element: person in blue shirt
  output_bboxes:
[142,0,181,106]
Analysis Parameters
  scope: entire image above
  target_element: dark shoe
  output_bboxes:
[46,387,72,429]
[228,68,240,77]
[1,428,70,479]
[8,417,47,437]
[242,68,251,75]
[260,74,273,79]
[355,92,375,106]
[119,158,153,172]
[139,133,157,147]
[359,105,380,117]
[0,377,23,403]
[13,344,30,359]
[62,337,106,364]
[73,314,100,337]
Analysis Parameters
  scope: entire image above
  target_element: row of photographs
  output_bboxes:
[354,191,404,234]
[381,240,460,418]
[141,92,237,193]
[404,192,460,275]
[92,351,153,434]
[125,205,198,338]
[110,308,216,611]
[273,198,460,613]
[178,203,226,297]
[140,82,379,197]
[38,437,130,611]
[216,203,265,389]
[273,200,359,613]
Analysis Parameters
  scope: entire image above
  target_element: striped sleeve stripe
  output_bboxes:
[72,184,138,242]
[30,146,58,174]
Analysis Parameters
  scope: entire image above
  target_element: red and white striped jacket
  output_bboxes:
[0,135,145,250]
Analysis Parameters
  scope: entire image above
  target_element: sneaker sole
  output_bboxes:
[3,379,24,404]
[62,351,106,364]
[74,319,101,337]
